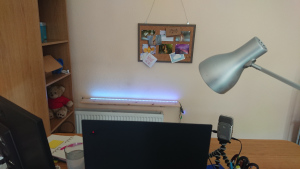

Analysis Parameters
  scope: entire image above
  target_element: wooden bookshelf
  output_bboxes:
[38,0,74,134]
[1,0,74,136]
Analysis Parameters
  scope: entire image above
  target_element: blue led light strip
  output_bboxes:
[90,97,178,103]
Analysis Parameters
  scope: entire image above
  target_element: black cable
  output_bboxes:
[232,137,242,159]
[178,101,184,121]
[208,158,217,169]
[231,137,242,168]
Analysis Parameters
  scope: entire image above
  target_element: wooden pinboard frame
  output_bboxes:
[138,23,196,63]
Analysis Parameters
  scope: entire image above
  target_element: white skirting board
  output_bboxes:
[75,109,164,133]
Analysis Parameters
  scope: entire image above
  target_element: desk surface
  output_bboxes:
[55,133,300,169]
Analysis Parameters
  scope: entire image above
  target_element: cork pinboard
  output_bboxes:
[138,23,196,63]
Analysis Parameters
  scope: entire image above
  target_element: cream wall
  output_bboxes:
[66,0,300,141]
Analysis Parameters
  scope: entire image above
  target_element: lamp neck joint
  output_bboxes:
[244,59,256,68]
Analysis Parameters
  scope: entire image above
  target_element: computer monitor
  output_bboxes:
[82,120,212,169]
[0,96,55,169]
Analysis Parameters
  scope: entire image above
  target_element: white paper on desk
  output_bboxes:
[47,134,83,161]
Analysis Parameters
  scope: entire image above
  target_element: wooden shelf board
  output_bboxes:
[42,40,68,46]
[46,73,71,87]
[50,110,74,133]
[81,98,180,107]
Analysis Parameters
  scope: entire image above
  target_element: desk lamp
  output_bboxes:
[199,37,300,94]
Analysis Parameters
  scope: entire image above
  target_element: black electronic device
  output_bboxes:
[0,96,55,169]
[217,115,233,143]
[0,123,23,168]
[209,115,234,169]
[82,120,212,169]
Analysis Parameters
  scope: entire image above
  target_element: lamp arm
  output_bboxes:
[250,63,300,90]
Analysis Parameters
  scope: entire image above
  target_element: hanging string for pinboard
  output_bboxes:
[181,0,189,24]
[145,0,156,24]
[144,0,190,25]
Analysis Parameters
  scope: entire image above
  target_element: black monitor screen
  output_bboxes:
[82,120,212,169]
[0,96,55,169]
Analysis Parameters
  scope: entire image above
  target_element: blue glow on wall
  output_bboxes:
[89,89,180,101]
[90,97,178,103]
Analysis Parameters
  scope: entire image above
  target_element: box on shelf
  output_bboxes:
[43,55,62,77]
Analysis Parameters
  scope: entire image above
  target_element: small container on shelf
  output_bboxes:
[40,22,47,43]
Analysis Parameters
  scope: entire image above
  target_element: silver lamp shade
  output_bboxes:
[199,37,268,94]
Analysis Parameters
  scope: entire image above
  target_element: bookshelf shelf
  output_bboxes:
[42,40,68,46]
[50,110,74,133]
[46,73,71,87]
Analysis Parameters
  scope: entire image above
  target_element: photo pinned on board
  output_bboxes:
[175,44,189,54]
[142,44,156,55]
[140,53,148,60]
[156,35,162,45]
[148,35,162,46]
[169,52,185,63]
[143,53,157,68]
[159,44,173,54]
[148,35,155,46]
[160,30,174,41]
[141,30,155,40]
[175,31,190,42]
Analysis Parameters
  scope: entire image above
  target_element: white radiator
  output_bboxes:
[75,109,164,133]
